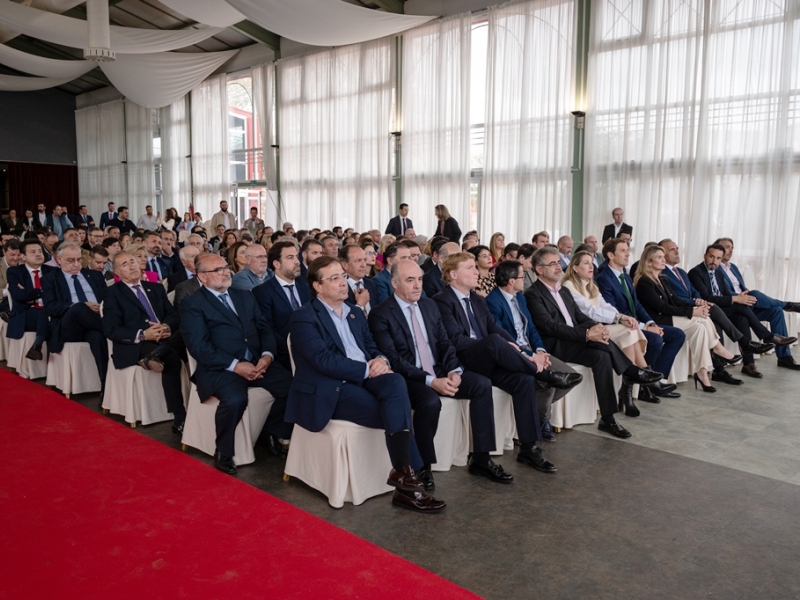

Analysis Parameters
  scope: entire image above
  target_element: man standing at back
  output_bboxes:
[385,203,414,237]
[99,202,117,230]
[211,200,238,232]
[602,207,633,243]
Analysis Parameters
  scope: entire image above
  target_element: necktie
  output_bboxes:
[618,273,637,318]
[401,218,406,235]
[409,305,435,375]
[33,269,43,309]
[133,285,159,323]
[72,274,88,303]
[286,285,301,311]
[675,268,689,290]
[709,271,721,296]
[462,297,484,340]
[510,297,529,345]
[149,258,160,278]
[218,292,233,312]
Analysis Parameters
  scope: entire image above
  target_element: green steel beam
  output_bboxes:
[372,0,404,14]
[571,0,590,241]
[232,20,281,54]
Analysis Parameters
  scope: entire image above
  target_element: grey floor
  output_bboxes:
[12,357,800,600]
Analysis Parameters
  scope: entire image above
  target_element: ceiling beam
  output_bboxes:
[232,20,280,52]
[371,0,404,14]
[63,0,126,20]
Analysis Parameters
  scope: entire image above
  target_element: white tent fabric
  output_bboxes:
[191,74,230,219]
[0,0,84,45]
[251,62,276,189]
[0,73,76,91]
[0,0,223,53]
[0,43,96,79]
[159,96,192,212]
[225,0,434,47]
[124,101,156,218]
[100,50,238,108]
[159,0,245,28]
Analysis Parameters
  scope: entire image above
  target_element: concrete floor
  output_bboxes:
[13,358,800,600]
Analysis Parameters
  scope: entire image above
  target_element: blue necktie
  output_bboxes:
[133,285,158,323]
[286,285,301,311]
[148,258,161,278]
[462,297,484,340]
[219,293,253,361]
[72,275,88,303]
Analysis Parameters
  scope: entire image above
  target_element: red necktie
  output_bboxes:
[33,269,43,309]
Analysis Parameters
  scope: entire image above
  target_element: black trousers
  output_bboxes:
[24,307,49,346]
[140,341,185,420]
[719,304,773,365]
[60,303,108,383]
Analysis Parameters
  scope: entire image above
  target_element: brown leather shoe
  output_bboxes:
[138,355,165,373]
[741,363,763,378]
[391,488,446,514]
[769,334,797,347]
[387,466,425,492]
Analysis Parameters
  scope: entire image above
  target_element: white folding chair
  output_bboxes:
[46,342,102,397]
[550,364,602,430]
[485,388,517,455]
[430,396,471,471]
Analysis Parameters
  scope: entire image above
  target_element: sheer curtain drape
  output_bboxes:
[124,101,155,218]
[159,95,192,213]
[277,37,394,231]
[191,74,229,220]
[252,62,276,190]
[481,0,576,243]
[401,14,472,240]
[585,0,800,298]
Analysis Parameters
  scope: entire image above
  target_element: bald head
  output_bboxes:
[437,242,460,265]
[391,259,424,304]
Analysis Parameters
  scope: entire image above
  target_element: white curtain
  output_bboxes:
[481,0,576,244]
[75,100,127,217]
[191,74,230,220]
[124,101,155,219]
[160,96,192,215]
[277,37,394,231]
[0,43,96,78]
[252,62,277,190]
[585,0,800,299]
[401,14,472,241]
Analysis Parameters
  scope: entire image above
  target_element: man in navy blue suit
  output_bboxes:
[253,240,311,372]
[41,243,108,387]
[369,260,513,488]
[385,203,413,237]
[422,240,458,299]
[487,260,580,442]
[373,242,412,304]
[338,244,377,316]
[288,256,446,513]
[143,232,172,280]
[596,237,685,400]
[99,202,118,230]
[181,253,294,475]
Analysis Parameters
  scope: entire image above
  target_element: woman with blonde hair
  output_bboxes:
[634,245,740,393]
[488,232,505,264]
[434,204,461,243]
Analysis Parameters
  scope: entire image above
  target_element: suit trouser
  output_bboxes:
[140,341,185,421]
[643,326,685,377]
[721,305,774,365]
[752,303,791,359]
[331,372,423,470]
[405,370,496,467]
[212,360,293,458]
[24,307,48,346]
[533,356,575,425]
[60,303,109,383]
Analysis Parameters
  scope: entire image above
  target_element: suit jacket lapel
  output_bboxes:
[389,297,415,351]
[346,309,370,358]
[118,282,150,319]
[200,287,240,327]
[314,299,346,356]
[446,287,471,335]
[273,279,294,312]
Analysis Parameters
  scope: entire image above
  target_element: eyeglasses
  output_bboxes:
[200,265,232,275]
[319,274,344,283]
[363,251,376,257]
[541,261,561,269]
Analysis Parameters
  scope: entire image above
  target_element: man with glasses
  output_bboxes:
[231,244,273,291]
[181,253,294,473]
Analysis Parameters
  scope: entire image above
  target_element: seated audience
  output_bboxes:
[468,245,496,297]
[87,246,110,273]
[143,231,172,280]
[339,244,376,316]
[488,232,505,264]
[374,242,413,304]
[7,240,56,359]
[423,240,459,298]
[226,241,249,275]
[0,239,21,319]
[231,243,273,291]
[166,245,199,293]
[556,236,573,271]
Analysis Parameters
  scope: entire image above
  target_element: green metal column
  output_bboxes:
[571,0,591,241]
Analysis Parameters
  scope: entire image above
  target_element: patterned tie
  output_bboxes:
[409,305,435,375]
[72,274,88,303]
[510,296,530,345]
[462,297,484,340]
[674,267,689,290]
[286,285,301,311]
[133,285,159,323]
[618,274,637,318]
[709,270,721,296]
[218,292,234,312]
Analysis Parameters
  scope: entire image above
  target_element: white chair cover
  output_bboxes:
[666,344,690,384]
[430,396,470,472]
[550,364,601,430]
[0,319,8,361]
[7,332,47,379]
[46,341,102,395]
[487,388,517,455]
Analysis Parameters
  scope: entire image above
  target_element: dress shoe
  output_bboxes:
[741,363,763,378]
[138,354,164,373]
[416,468,435,491]
[387,466,425,492]
[215,452,237,475]
[718,354,743,367]
[516,447,557,473]
[651,381,681,398]
[693,373,716,393]
[740,339,774,355]
[637,385,661,404]
[541,420,556,442]
[391,488,446,513]
[769,334,797,347]
[0,311,8,323]
[711,369,743,385]
[25,344,43,361]
[777,356,800,371]
[171,421,184,435]
[617,383,639,417]
[623,368,663,386]
[783,302,800,312]
[265,434,288,458]
[545,371,583,390]
[468,457,514,483]
[598,419,632,439]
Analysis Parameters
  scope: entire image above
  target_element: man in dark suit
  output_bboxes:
[288,256,446,513]
[108,206,136,236]
[374,242,413,304]
[99,202,118,230]
[689,244,794,379]
[3,209,25,236]
[601,207,633,243]
[142,231,172,280]
[102,251,186,432]
[73,205,95,229]
[487,260,580,441]
[434,253,581,473]
[525,247,664,438]
[41,242,108,386]
[160,229,182,275]
[173,276,201,314]
[0,239,21,317]
[166,245,198,293]
[6,240,57,360]
[339,244,377,316]
[422,240,458,299]
[596,237,685,399]
[181,253,294,475]
[253,241,311,372]
[385,203,414,237]
[369,261,512,488]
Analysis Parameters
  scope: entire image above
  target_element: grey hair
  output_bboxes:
[179,245,199,259]
[56,241,82,257]
[532,246,559,267]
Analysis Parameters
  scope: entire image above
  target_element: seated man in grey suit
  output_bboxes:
[230,243,273,291]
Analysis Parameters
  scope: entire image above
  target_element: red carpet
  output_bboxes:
[0,370,480,599]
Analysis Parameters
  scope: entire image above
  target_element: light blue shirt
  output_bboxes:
[318,298,370,379]
[203,286,272,371]
[62,271,97,304]
[499,288,529,348]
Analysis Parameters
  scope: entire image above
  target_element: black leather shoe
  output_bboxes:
[417,468,435,491]
[740,339,775,355]
[718,354,743,367]
[637,385,661,404]
[783,302,800,313]
[138,354,164,373]
[651,381,681,398]
[171,421,184,435]
[468,457,514,483]
[598,420,632,439]
[25,344,43,361]
[777,356,800,370]
[266,434,288,458]
[617,384,639,417]
[545,371,584,390]
[541,420,556,442]
[215,453,237,475]
[623,368,663,385]
[0,311,8,323]
[742,363,763,378]
[711,369,744,385]
[391,488,446,513]
[516,447,557,473]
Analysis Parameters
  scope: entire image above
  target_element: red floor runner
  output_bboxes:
[0,370,480,599]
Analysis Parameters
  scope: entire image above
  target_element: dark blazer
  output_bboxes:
[524,279,597,356]
[368,295,461,383]
[42,268,107,353]
[99,211,118,229]
[688,264,734,307]
[108,217,136,235]
[485,287,545,353]
[346,277,377,307]
[145,255,173,279]
[663,266,701,304]
[180,286,278,401]
[163,251,182,275]
[73,213,95,228]
[385,215,414,237]
[102,280,180,369]
[634,275,693,327]
[435,217,462,244]
[595,263,654,323]
[601,222,633,243]
[373,268,393,304]
[6,264,57,339]
[166,268,189,293]
[3,217,24,236]
[23,217,41,233]
[422,264,445,298]
[719,262,748,293]
[252,276,311,364]
[173,277,201,313]
[433,285,513,353]
[287,298,382,432]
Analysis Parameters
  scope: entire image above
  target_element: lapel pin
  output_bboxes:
[349,313,355,319]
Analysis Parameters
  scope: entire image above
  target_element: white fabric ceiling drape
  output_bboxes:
[251,62,276,189]
[585,0,800,299]
[159,96,192,214]
[225,0,433,47]
[124,101,156,219]
[191,74,230,220]
[401,14,472,240]
[481,0,576,244]
[0,73,76,91]
[277,37,394,231]
[0,0,223,53]
[0,43,96,78]
[158,0,245,28]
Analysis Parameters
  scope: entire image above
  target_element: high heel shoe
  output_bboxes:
[693,373,716,393]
